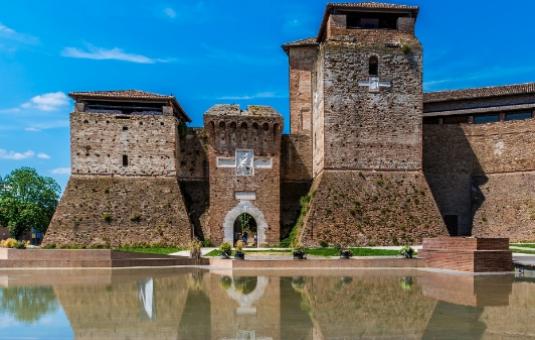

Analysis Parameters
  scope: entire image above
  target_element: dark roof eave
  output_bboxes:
[69,93,191,123]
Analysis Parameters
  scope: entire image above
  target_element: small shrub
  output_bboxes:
[202,239,213,247]
[319,240,329,248]
[293,243,306,260]
[102,213,112,223]
[340,248,352,259]
[401,44,412,54]
[220,242,232,259]
[42,243,56,249]
[189,239,202,259]
[15,241,27,249]
[400,245,415,259]
[0,238,18,248]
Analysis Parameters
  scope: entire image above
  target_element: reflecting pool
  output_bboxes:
[0,268,534,339]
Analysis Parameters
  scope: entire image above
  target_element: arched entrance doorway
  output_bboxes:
[223,200,267,247]
[233,213,257,246]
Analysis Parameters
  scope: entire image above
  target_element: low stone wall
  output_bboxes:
[44,175,192,247]
[299,170,447,246]
[420,237,513,272]
[0,249,208,268]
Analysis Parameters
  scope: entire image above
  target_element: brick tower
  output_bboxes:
[204,105,282,246]
[285,3,447,246]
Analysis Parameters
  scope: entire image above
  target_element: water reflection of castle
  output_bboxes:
[1,269,535,339]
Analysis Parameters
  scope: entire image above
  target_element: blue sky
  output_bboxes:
[1,0,535,189]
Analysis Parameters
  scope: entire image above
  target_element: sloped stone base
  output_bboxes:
[43,175,192,247]
[299,170,447,246]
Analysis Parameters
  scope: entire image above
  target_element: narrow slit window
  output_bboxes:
[369,56,379,77]
[122,155,128,167]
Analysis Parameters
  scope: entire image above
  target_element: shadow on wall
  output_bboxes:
[180,181,209,241]
[423,124,487,236]
[280,135,313,240]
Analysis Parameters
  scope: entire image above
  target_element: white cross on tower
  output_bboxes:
[358,76,391,93]
[216,149,272,176]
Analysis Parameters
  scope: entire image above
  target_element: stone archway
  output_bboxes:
[223,201,267,247]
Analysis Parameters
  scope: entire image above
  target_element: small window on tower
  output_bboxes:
[369,56,379,77]
[122,155,128,167]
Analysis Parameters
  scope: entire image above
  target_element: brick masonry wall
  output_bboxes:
[424,119,535,240]
[289,47,316,135]
[300,170,447,246]
[71,112,179,176]
[280,134,312,182]
[204,106,282,245]
[44,176,192,247]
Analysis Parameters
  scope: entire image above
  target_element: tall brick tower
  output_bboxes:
[204,105,282,246]
[287,3,447,246]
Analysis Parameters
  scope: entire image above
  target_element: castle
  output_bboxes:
[44,2,535,247]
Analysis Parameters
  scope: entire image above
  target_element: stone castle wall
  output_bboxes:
[299,171,447,246]
[319,30,423,171]
[71,112,179,176]
[43,176,192,247]
[424,119,535,241]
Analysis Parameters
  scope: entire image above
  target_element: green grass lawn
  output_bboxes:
[116,246,182,255]
[509,247,535,255]
[205,247,401,257]
[205,249,290,257]
[511,243,535,249]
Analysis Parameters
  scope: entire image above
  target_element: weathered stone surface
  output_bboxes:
[44,176,192,247]
[300,171,446,246]
[71,112,180,177]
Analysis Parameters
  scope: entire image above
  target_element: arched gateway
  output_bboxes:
[223,201,267,247]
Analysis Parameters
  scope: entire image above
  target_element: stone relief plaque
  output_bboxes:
[236,150,254,176]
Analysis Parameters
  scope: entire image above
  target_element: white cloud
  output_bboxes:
[163,7,176,19]
[20,92,69,112]
[0,22,38,45]
[0,149,52,161]
[62,45,170,64]
[51,167,70,175]
[215,91,286,100]
[0,23,16,36]
[0,149,34,160]
[37,152,50,160]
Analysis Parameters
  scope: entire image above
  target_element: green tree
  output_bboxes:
[0,167,60,238]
